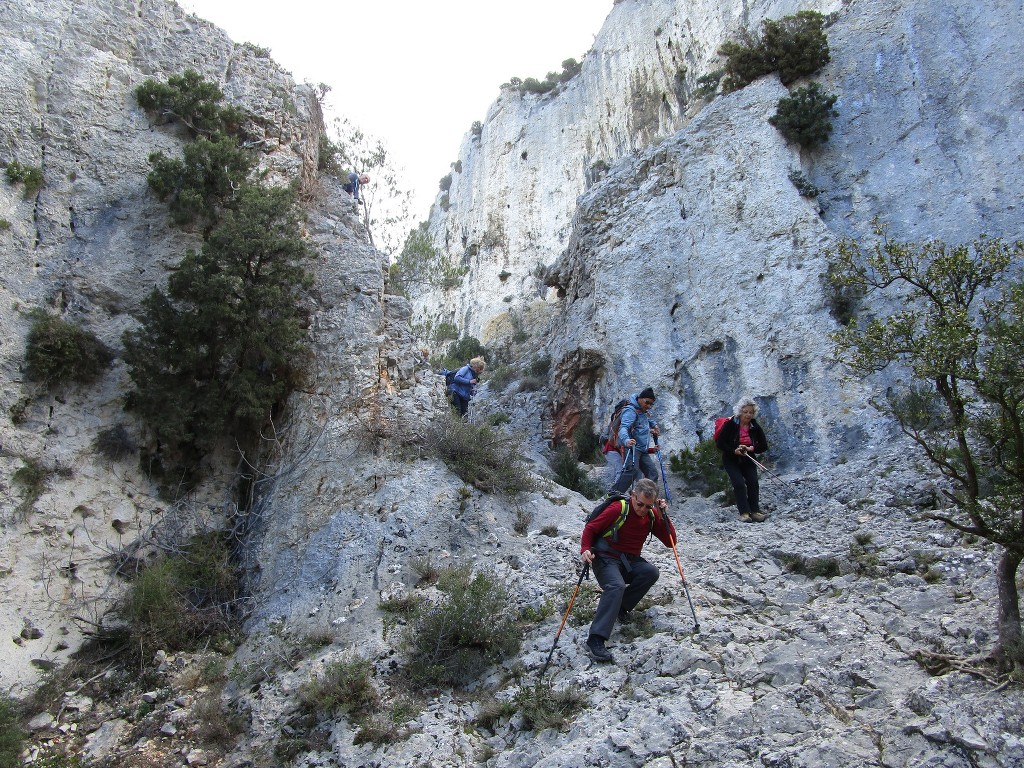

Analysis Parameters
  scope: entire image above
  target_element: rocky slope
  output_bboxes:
[24,451,1024,768]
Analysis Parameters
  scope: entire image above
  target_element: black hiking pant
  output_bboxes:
[724,458,759,515]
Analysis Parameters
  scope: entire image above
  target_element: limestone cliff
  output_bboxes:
[0,0,433,691]
[2,2,1023,767]
[417,0,1024,464]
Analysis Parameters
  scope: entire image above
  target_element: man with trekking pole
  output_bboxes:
[580,478,677,663]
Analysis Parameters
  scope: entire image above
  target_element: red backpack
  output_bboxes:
[712,416,731,442]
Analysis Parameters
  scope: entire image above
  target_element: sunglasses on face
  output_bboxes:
[631,498,657,511]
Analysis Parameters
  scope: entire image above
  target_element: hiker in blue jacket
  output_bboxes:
[449,357,486,417]
[609,387,661,494]
[344,172,370,205]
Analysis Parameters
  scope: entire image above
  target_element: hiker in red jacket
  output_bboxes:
[580,478,677,663]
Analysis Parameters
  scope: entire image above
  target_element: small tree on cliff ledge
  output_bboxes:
[829,223,1024,672]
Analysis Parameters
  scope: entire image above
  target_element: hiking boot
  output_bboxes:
[585,635,614,663]
[739,512,752,522]
[750,512,766,522]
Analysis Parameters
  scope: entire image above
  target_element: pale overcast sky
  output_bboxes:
[180,0,612,225]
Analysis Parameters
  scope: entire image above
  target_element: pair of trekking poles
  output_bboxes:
[541,439,699,675]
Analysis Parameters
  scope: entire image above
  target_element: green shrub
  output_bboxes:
[719,30,772,91]
[120,532,239,658]
[24,311,112,387]
[694,69,724,99]
[433,321,459,341]
[390,224,467,294]
[768,82,838,149]
[514,681,587,731]
[573,414,603,464]
[317,135,342,176]
[486,365,515,392]
[410,555,440,585]
[720,11,830,91]
[550,446,603,500]
[299,656,379,719]
[379,594,423,615]
[0,696,25,768]
[779,553,840,578]
[513,505,533,535]
[0,219,11,231]
[669,440,732,499]
[486,411,511,427]
[436,335,487,372]
[823,258,865,325]
[93,425,138,461]
[762,12,831,86]
[403,565,522,688]
[475,696,517,731]
[528,354,551,377]
[4,161,44,197]
[788,170,822,197]
[192,690,245,747]
[509,58,582,95]
[438,173,452,192]
[123,184,313,459]
[470,121,483,139]
[137,71,254,227]
[146,135,255,226]
[518,374,545,393]
[135,69,243,136]
[423,412,533,495]
[13,458,52,516]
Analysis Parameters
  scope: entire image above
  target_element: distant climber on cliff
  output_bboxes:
[344,172,370,205]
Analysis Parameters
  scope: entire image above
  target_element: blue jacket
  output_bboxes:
[617,394,658,451]
[450,363,477,399]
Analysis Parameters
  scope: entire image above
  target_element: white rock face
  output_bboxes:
[414,0,1024,462]
[0,0,405,692]
[415,0,845,336]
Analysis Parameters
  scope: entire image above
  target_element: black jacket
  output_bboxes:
[715,416,768,465]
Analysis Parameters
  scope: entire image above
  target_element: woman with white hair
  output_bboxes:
[715,397,769,522]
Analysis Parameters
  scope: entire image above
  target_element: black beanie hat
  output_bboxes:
[639,387,656,401]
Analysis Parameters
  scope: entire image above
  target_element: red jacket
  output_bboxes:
[581,498,677,556]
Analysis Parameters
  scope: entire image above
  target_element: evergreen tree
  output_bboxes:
[831,224,1024,671]
[124,185,313,460]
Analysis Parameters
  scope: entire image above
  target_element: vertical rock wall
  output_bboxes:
[416,0,1024,463]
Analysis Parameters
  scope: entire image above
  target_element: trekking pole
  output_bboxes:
[742,450,796,491]
[540,564,590,676]
[654,438,698,631]
[653,435,672,504]
[667,529,700,633]
[611,445,635,492]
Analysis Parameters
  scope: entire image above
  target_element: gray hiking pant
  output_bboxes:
[589,552,659,641]
[609,449,658,494]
